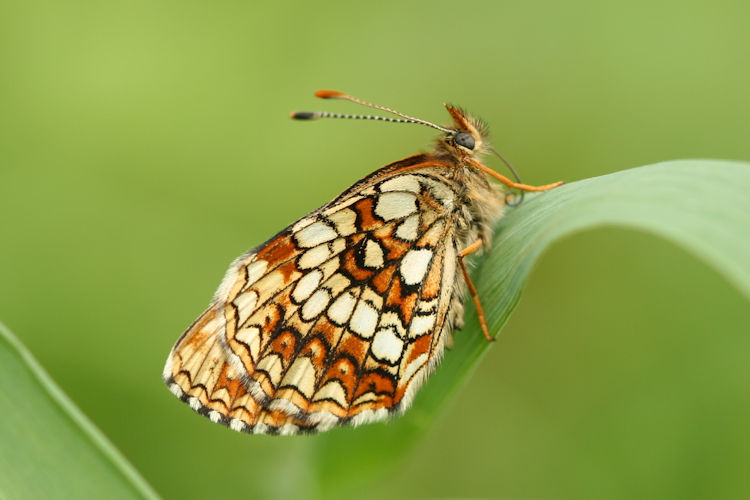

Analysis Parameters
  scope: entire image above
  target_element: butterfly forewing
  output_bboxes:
[164,155,464,434]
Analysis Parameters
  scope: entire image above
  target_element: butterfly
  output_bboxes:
[163,90,563,435]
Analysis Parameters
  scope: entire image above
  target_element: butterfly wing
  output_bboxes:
[164,154,464,434]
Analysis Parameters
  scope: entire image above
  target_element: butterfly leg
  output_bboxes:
[458,239,494,342]
[470,159,564,192]
[498,178,564,192]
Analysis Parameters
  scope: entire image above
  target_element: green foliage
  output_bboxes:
[1,160,747,498]
[315,160,750,494]
[0,322,158,499]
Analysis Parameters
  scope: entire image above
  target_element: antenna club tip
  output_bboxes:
[315,90,346,99]
[290,111,318,120]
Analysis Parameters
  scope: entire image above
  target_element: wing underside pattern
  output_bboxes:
[164,163,466,434]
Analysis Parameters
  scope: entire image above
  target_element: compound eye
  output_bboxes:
[454,132,475,150]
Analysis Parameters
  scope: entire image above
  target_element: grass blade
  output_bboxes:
[313,159,750,496]
[0,322,159,499]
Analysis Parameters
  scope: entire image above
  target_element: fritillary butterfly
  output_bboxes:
[163,91,562,435]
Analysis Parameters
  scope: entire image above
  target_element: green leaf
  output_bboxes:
[3,160,747,499]
[313,159,750,495]
[0,322,159,499]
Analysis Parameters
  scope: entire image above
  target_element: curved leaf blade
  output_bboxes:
[314,159,750,494]
[0,322,159,499]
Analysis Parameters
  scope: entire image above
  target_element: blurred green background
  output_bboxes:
[2,0,749,498]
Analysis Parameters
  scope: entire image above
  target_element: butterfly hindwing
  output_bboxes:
[164,157,464,434]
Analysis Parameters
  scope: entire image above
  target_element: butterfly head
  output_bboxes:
[439,104,490,158]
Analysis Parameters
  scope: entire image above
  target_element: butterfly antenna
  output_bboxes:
[489,145,526,206]
[291,90,454,134]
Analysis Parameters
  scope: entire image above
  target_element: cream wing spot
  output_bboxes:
[193,353,223,392]
[374,192,417,221]
[371,326,404,365]
[233,290,258,326]
[298,244,331,270]
[292,270,323,304]
[352,392,377,406]
[419,219,447,245]
[256,354,284,386]
[313,380,348,406]
[301,288,332,321]
[417,297,438,313]
[395,214,419,241]
[408,314,436,338]
[329,237,346,256]
[294,221,337,248]
[379,175,421,193]
[326,208,357,236]
[379,311,407,339]
[318,257,342,281]
[322,272,351,295]
[400,248,433,285]
[245,260,268,288]
[327,290,357,325]
[235,325,261,360]
[280,357,316,398]
[212,387,230,404]
[359,285,382,303]
[252,270,285,302]
[423,177,456,209]
[349,300,378,338]
[181,338,217,375]
[363,239,385,268]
